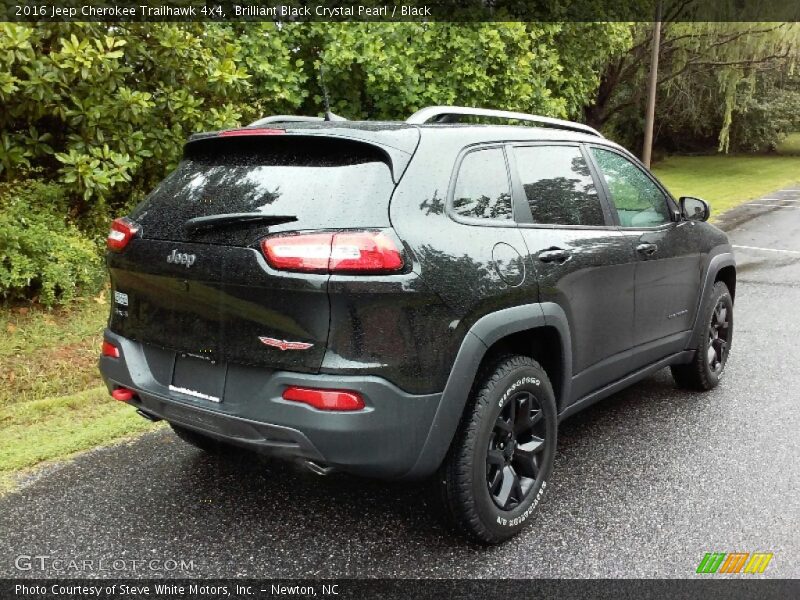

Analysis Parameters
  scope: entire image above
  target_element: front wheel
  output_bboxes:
[671,281,733,391]
[437,355,558,544]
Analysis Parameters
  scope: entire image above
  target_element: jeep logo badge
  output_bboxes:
[167,249,196,267]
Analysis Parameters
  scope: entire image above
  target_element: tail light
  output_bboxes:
[220,128,285,137]
[102,340,120,358]
[282,386,365,411]
[260,231,404,274]
[107,217,139,252]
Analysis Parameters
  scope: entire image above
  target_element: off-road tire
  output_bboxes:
[671,281,733,391]
[437,355,558,544]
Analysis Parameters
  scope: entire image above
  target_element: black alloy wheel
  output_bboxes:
[486,391,547,511]
[707,298,731,374]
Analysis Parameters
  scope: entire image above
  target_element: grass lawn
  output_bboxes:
[775,132,800,155]
[2,295,107,407]
[0,295,160,492]
[652,136,800,216]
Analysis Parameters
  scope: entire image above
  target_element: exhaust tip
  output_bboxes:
[135,409,162,423]
[301,459,335,476]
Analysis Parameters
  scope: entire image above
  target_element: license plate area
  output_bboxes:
[170,354,227,403]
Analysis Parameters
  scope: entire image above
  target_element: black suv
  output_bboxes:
[99,106,735,543]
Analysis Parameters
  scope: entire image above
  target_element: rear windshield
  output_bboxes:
[131,136,395,245]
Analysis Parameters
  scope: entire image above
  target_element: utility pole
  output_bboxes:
[642,1,662,168]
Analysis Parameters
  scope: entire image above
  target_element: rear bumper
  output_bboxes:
[99,330,442,479]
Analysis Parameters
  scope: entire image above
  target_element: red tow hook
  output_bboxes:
[111,388,135,402]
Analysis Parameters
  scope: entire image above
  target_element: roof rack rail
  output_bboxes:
[406,106,602,137]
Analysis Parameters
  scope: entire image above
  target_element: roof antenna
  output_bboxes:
[317,59,346,122]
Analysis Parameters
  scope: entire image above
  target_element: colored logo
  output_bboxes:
[258,336,313,351]
[696,552,773,574]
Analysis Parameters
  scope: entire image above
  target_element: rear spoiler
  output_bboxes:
[186,126,421,184]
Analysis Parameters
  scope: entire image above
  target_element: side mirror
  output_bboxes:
[679,196,710,222]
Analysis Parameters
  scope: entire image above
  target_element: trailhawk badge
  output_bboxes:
[259,336,313,351]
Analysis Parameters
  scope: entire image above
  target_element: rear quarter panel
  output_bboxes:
[388,132,538,393]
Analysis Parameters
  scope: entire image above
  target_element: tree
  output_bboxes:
[282,22,631,121]
[586,22,799,153]
[0,22,304,230]
[0,21,631,233]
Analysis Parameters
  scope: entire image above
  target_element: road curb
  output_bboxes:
[713,184,800,232]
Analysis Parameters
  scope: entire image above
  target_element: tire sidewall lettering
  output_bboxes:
[495,480,548,527]
[498,376,541,407]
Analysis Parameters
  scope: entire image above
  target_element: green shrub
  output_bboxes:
[0,179,103,305]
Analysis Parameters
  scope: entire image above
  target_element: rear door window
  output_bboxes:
[513,145,606,226]
[131,137,396,245]
[451,148,513,221]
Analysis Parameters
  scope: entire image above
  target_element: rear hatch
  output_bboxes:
[107,127,418,374]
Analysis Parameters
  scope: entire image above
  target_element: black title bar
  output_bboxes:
[3,579,800,600]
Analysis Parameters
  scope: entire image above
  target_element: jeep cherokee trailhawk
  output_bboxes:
[99,106,736,543]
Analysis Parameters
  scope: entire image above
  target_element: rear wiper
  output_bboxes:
[184,212,297,233]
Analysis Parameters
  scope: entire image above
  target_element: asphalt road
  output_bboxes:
[2,190,799,579]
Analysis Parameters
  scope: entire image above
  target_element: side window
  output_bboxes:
[452,148,513,221]
[513,145,605,226]
[591,147,671,228]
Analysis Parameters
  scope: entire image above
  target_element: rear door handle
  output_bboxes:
[538,248,571,263]
[636,243,658,256]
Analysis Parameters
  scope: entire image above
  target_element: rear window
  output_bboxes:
[451,148,513,221]
[131,137,395,245]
